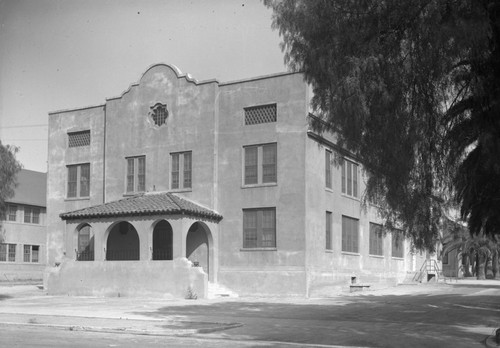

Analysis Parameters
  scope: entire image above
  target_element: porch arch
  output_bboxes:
[152,220,173,260]
[186,221,214,281]
[106,221,140,260]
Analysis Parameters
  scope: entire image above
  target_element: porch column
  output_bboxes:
[169,217,185,259]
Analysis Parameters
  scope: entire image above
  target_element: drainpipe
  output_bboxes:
[102,104,107,204]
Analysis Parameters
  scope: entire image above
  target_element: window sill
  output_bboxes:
[240,248,277,252]
[241,183,277,189]
[392,257,404,260]
[65,197,90,202]
[325,249,334,253]
[325,187,334,193]
[341,194,360,202]
[369,254,384,259]
[169,188,192,193]
[341,251,360,256]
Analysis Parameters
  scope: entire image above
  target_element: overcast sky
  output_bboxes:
[0,0,286,172]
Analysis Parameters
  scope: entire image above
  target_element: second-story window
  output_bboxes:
[325,150,332,189]
[341,159,358,198]
[244,143,277,186]
[67,163,90,198]
[7,204,17,222]
[171,151,192,190]
[126,156,146,193]
[24,206,40,224]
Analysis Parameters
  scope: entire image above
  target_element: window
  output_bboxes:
[67,163,90,198]
[243,208,276,248]
[171,152,192,190]
[342,216,359,253]
[126,156,146,193]
[442,251,449,265]
[369,223,384,256]
[7,204,17,222]
[24,206,40,224]
[341,159,358,198]
[244,143,277,185]
[77,225,94,261]
[244,104,277,125]
[326,211,332,250]
[23,245,39,263]
[68,130,90,147]
[392,230,404,258]
[150,103,168,126]
[325,150,332,189]
[0,244,16,262]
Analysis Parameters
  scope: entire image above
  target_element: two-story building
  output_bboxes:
[46,63,426,298]
[1,169,47,282]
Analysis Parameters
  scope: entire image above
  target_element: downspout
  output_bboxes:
[102,104,107,204]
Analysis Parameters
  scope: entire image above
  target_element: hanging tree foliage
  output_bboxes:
[0,141,22,235]
[264,0,500,250]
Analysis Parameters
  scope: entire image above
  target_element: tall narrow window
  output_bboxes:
[126,156,146,193]
[342,216,359,253]
[392,230,404,258]
[171,151,192,190]
[8,244,15,262]
[243,143,277,186]
[341,159,358,198]
[77,224,94,261]
[326,211,332,250]
[243,208,276,248]
[67,164,90,198]
[325,150,332,189]
[369,223,383,256]
[7,204,17,222]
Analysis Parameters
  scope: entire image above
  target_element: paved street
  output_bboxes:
[0,281,499,347]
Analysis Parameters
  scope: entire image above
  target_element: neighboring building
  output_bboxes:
[46,63,428,298]
[1,169,47,282]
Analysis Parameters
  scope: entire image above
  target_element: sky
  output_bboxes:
[0,0,286,172]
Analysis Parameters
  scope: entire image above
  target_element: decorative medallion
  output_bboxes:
[149,103,168,126]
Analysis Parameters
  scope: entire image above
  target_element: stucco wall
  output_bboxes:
[216,73,309,295]
[46,257,207,298]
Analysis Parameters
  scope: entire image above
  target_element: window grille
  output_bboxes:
[342,215,359,253]
[244,104,277,125]
[68,130,90,147]
[150,103,168,126]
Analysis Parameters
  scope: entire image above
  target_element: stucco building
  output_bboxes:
[1,169,47,282]
[46,64,426,297]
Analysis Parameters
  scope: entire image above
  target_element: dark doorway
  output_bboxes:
[186,222,209,276]
[152,220,173,260]
[106,221,140,260]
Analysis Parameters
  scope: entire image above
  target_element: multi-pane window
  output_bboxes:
[341,159,358,198]
[0,244,16,262]
[244,143,277,185]
[7,204,17,221]
[150,103,168,126]
[369,223,384,256]
[325,150,332,189]
[244,104,277,125]
[243,208,276,248]
[68,130,90,147]
[23,245,39,263]
[171,152,192,190]
[126,156,146,193]
[342,215,359,253]
[326,211,332,250]
[392,230,404,258]
[24,206,40,224]
[67,163,90,198]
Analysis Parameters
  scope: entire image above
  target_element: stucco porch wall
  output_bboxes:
[45,257,207,298]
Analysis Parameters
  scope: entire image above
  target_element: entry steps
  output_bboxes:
[207,282,239,299]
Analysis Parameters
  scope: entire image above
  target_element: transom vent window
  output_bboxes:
[244,104,277,125]
[126,156,146,193]
[243,208,276,248]
[68,130,90,147]
[244,143,277,185]
[67,163,90,198]
[171,151,192,190]
[341,159,358,198]
[150,103,168,126]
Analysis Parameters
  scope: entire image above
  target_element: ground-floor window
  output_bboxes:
[77,224,94,261]
[243,208,276,248]
[0,243,16,262]
[342,215,359,253]
[391,230,404,258]
[369,223,383,256]
[23,245,39,263]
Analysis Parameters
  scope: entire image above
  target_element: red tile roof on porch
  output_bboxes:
[59,192,223,222]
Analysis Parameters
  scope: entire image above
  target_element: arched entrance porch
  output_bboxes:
[186,221,214,281]
[152,220,173,260]
[106,221,140,260]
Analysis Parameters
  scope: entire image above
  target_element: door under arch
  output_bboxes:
[186,222,210,277]
[106,221,140,260]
